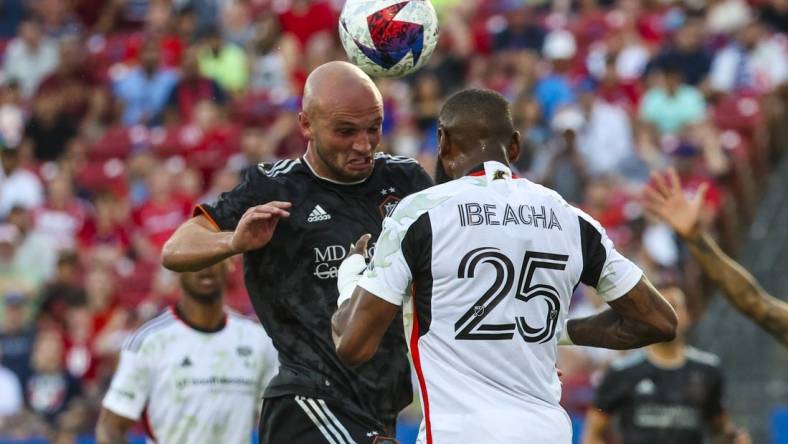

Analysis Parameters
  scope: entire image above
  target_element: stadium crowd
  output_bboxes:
[0,0,786,440]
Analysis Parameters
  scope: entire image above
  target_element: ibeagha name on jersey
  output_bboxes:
[457,202,563,230]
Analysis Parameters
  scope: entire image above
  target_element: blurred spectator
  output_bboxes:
[2,21,59,99]
[21,92,79,163]
[5,206,58,289]
[77,192,132,258]
[0,83,25,150]
[413,73,443,138]
[640,63,706,136]
[179,0,222,35]
[759,0,788,32]
[197,26,248,93]
[131,166,192,259]
[706,0,753,36]
[221,0,255,47]
[0,292,35,385]
[36,36,100,121]
[31,0,84,38]
[650,18,712,87]
[165,47,226,124]
[113,40,179,126]
[535,29,577,122]
[25,330,83,425]
[33,174,89,253]
[94,0,152,33]
[528,106,589,204]
[574,81,641,178]
[277,0,337,48]
[492,6,545,52]
[0,143,44,220]
[709,20,788,94]
[198,167,240,204]
[37,252,86,330]
[0,0,25,38]
[247,15,297,97]
[586,16,651,85]
[0,349,23,417]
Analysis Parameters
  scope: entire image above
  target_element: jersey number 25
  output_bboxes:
[454,247,569,344]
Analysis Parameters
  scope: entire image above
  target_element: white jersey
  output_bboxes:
[357,161,642,444]
[102,307,278,444]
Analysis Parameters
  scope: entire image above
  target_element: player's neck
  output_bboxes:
[647,339,686,369]
[455,153,509,177]
[176,299,226,333]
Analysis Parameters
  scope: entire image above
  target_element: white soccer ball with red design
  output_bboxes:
[339,0,439,78]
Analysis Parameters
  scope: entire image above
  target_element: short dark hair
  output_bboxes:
[439,88,514,146]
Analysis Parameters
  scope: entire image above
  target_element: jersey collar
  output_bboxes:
[466,161,518,181]
[171,305,227,334]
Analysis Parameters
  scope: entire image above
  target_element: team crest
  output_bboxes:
[379,195,401,218]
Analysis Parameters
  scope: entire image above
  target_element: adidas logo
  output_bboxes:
[180,357,192,367]
[307,205,332,223]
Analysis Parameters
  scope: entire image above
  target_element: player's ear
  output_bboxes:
[298,112,312,140]
[507,130,521,163]
[437,126,448,156]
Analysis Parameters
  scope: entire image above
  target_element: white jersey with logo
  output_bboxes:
[102,307,278,444]
[357,161,643,444]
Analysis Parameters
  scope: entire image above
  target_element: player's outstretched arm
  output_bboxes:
[161,202,291,272]
[567,276,677,349]
[644,168,788,346]
[95,408,135,444]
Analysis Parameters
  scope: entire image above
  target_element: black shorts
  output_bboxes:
[259,395,399,444]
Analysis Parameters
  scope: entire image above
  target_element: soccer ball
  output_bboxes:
[339,0,439,78]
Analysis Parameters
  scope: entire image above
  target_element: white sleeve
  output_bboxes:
[357,213,415,307]
[101,349,152,420]
[258,331,279,389]
[576,210,643,302]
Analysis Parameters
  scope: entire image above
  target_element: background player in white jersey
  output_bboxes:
[95,261,277,444]
[332,89,678,443]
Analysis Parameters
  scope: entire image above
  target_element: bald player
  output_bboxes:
[162,61,434,443]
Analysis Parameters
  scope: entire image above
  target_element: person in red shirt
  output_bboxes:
[131,166,192,260]
[277,0,337,48]
[77,191,132,258]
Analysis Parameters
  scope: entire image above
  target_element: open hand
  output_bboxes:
[643,168,707,239]
[231,201,292,253]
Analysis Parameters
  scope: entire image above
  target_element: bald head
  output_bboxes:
[303,61,382,116]
[438,88,515,152]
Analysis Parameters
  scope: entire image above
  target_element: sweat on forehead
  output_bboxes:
[302,61,382,114]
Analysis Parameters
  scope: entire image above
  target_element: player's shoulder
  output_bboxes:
[684,346,722,369]
[374,152,421,168]
[607,351,649,372]
[518,178,577,211]
[254,158,306,181]
[122,309,178,352]
[227,310,264,332]
[374,153,430,179]
[389,178,466,222]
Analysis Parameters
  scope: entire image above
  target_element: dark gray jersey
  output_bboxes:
[197,154,434,426]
